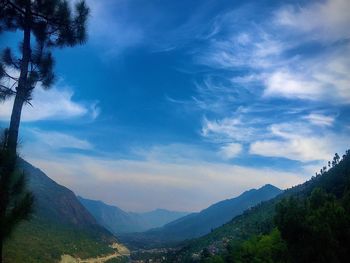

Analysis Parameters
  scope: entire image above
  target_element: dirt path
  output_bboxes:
[78,252,119,263]
[60,243,130,263]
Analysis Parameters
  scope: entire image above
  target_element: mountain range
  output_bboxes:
[78,196,189,233]
[1,159,295,263]
[120,184,282,248]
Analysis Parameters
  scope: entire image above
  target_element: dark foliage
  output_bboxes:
[0,2,89,259]
[0,130,33,262]
[275,187,350,263]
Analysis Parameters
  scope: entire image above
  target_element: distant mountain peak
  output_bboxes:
[261,184,281,190]
[78,196,190,234]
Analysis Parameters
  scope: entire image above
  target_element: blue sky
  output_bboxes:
[1,0,350,212]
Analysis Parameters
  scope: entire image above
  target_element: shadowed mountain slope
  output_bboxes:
[78,196,189,234]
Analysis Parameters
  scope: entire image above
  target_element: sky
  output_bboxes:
[1,0,350,212]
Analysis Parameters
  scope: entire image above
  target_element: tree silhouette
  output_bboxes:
[0,130,34,263]
[0,0,89,155]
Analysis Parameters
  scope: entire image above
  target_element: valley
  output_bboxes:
[2,159,284,262]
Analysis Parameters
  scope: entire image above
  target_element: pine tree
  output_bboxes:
[0,0,89,155]
[0,1,89,261]
[0,130,34,263]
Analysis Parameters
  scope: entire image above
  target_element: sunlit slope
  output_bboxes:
[4,159,119,263]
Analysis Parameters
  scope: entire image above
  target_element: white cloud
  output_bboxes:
[250,139,330,162]
[30,129,93,150]
[249,122,348,162]
[263,45,350,103]
[0,86,98,122]
[275,0,350,42]
[193,0,350,166]
[201,32,350,104]
[264,0,350,103]
[263,70,323,100]
[195,0,350,105]
[219,143,242,159]
[202,110,346,163]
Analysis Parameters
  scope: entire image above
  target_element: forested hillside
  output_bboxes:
[174,151,350,262]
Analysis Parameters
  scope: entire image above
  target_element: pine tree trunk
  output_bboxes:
[7,1,31,155]
[7,92,25,155]
[0,239,3,263]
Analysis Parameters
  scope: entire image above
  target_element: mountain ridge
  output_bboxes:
[119,184,282,248]
[78,196,190,234]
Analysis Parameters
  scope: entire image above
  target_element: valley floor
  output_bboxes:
[60,243,130,263]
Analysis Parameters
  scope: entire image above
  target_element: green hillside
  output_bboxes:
[3,160,118,263]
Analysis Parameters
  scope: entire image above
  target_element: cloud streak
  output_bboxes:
[0,85,99,122]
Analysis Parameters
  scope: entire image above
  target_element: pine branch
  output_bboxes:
[0,84,15,94]
[3,70,18,81]
[4,0,25,16]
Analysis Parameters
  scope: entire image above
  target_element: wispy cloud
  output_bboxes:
[189,0,350,164]
[202,112,348,163]
[303,113,335,127]
[29,129,93,150]
[202,116,259,143]
[86,0,145,56]
[85,0,224,56]
[219,143,242,159]
[194,0,350,104]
